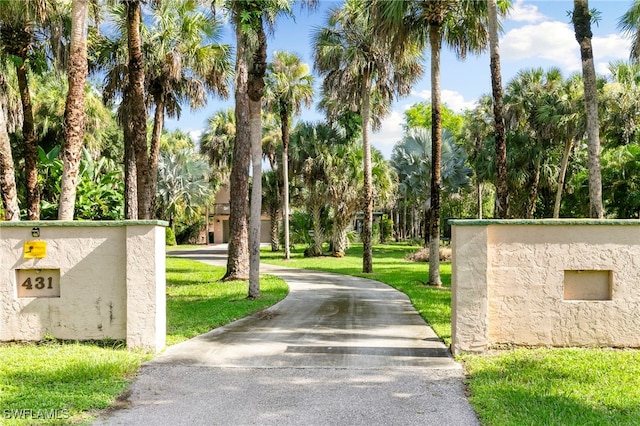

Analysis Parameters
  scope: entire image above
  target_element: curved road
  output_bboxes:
[95,246,479,425]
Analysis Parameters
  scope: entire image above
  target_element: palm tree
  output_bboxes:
[504,67,564,218]
[289,121,342,256]
[156,148,215,229]
[262,170,280,252]
[601,61,640,147]
[265,51,314,260]
[0,63,19,221]
[536,74,584,218]
[145,0,231,218]
[374,0,490,285]
[0,102,18,221]
[488,0,510,218]
[461,95,494,219]
[313,0,423,273]
[58,0,89,220]
[391,128,471,248]
[124,0,149,219]
[90,2,137,218]
[0,0,60,220]
[572,0,603,218]
[619,0,640,63]
[222,0,296,298]
[199,108,235,182]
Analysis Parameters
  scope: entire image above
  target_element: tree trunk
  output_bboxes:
[554,138,574,218]
[248,98,262,298]
[280,103,291,260]
[149,92,165,219]
[0,105,19,221]
[527,157,541,219]
[476,181,483,219]
[332,218,349,257]
[270,206,279,251]
[311,200,324,256]
[126,0,151,220]
[361,71,374,273]
[16,62,38,220]
[488,0,509,219]
[573,0,603,218]
[223,23,250,281]
[428,24,442,286]
[58,0,89,221]
[205,206,211,245]
[247,17,267,299]
[124,108,138,219]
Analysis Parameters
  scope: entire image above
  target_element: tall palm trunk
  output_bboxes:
[573,0,603,218]
[59,0,89,220]
[269,206,279,251]
[310,201,324,256]
[149,92,166,217]
[476,181,483,219]
[0,105,18,221]
[224,24,250,281]
[247,19,267,298]
[123,95,138,219]
[488,0,509,218]
[16,63,38,220]
[126,0,151,219]
[280,102,291,260]
[361,70,373,274]
[554,138,574,218]
[527,156,541,218]
[428,24,443,286]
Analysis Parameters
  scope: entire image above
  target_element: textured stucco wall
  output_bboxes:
[0,221,166,352]
[451,220,640,354]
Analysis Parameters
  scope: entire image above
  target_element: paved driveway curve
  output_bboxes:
[95,246,479,426]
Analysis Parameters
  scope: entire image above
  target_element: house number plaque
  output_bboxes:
[16,269,61,298]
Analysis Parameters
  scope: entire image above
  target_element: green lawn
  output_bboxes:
[461,348,640,426]
[166,256,289,345]
[262,242,640,426]
[0,256,288,425]
[3,245,639,426]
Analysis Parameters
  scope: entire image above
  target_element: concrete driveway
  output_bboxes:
[94,246,479,426]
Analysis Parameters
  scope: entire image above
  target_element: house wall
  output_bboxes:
[451,220,640,354]
[0,221,166,352]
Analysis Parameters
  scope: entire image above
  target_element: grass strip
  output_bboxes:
[461,348,640,426]
[0,340,150,425]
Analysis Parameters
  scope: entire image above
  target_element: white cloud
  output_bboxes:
[593,33,630,65]
[371,110,404,159]
[410,89,477,113]
[508,0,546,24]
[501,21,581,71]
[501,20,630,75]
[188,129,203,147]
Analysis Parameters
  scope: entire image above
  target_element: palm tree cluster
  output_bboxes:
[462,61,640,219]
[6,0,640,297]
[0,0,231,224]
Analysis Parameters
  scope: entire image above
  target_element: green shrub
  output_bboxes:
[165,227,177,246]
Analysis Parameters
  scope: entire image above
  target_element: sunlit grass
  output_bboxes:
[461,348,640,426]
[166,256,289,345]
[0,340,150,425]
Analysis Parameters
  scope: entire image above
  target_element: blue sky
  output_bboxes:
[165,0,634,159]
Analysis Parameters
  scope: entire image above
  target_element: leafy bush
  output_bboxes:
[166,227,177,246]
